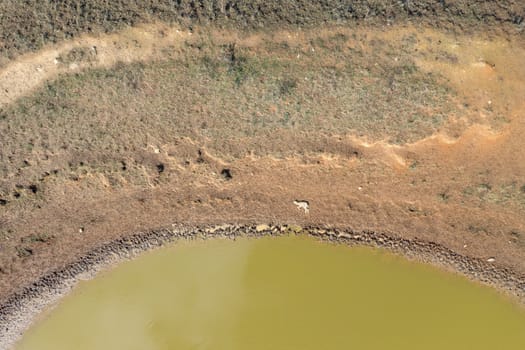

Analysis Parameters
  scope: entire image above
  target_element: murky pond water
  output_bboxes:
[16,236,525,349]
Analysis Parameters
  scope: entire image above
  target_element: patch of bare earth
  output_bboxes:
[0,23,525,305]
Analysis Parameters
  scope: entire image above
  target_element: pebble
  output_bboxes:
[206,224,231,234]
[288,225,303,233]
[256,224,270,233]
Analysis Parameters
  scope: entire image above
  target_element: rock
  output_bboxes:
[487,257,496,263]
[256,224,270,233]
[288,225,303,233]
[337,232,352,239]
[206,224,231,234]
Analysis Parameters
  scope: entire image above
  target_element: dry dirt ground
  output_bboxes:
[0,18,525,306]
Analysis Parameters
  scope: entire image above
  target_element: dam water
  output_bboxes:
[15,236,525,349]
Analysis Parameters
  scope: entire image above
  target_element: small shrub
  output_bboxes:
[16,246,33,258]
[278,78,297,96]
[438,192,450,201]
[226,44,259,86]
[57,47,97,64]
[21,233,54,243]
[201,55,221,79]
[477,183,492,194]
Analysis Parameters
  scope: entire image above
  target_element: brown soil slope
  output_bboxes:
[0,4,525,305]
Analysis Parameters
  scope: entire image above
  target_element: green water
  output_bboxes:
[16,236,525,350]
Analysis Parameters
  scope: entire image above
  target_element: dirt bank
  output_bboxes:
[2,23,525,302]
[0,225,523,350]
[1,5,525,346]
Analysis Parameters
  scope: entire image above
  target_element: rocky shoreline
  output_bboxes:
[1,224,524,349]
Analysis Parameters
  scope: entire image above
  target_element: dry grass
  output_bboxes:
[0,0,523,64]
[0,29,461,205]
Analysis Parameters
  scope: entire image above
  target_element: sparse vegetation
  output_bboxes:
[0,30,462,200]
[510,230,525,247]
[438,192,450,202]
[1,0,523,64]
[468,225,488,234]
[57,47,97,65]
[463,182,525,208]
[278,78,298,96]
[21,233,54,244]
[15,246,33,258]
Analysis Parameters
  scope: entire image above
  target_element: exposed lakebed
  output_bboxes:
[15,235,525,349]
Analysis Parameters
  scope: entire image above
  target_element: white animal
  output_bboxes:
[293,200,310,214]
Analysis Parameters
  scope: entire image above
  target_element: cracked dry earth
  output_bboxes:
[0,22,525,305]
